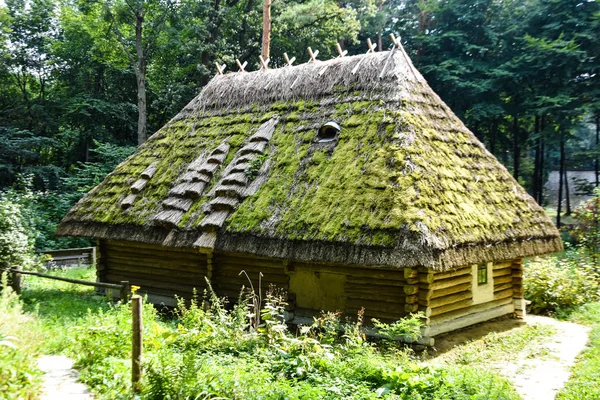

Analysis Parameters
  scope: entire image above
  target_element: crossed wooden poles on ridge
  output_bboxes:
[214,34,404,76]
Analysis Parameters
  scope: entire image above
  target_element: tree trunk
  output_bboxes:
[532,116,540,202]
[564,166,571,216]
[135,6,147,145]
[261,0,272,60]
[489,119,497,155]
[539,134,545,204]
[594,115,600,187]
[512,114,520,179]
[377,0,383,51]
[557,136,565,227]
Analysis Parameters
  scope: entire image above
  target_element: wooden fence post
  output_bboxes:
[11,266,21,295]
[131,295,143,393]
[120,281,130,303]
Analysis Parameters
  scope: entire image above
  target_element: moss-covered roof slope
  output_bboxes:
[57,48,562,270]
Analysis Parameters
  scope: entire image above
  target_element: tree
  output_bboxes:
[103,0,175,145]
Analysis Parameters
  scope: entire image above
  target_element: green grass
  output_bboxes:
[557,302,600,399]
[5,267,524,399]
[0,275,44,399]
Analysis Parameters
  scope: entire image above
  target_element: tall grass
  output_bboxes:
[6,268,522,399]
[0,274,43,399]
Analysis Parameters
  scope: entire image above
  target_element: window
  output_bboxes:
[317,121,340,143]
[477,264,488,285]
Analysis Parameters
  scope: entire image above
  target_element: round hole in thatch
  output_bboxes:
[317,121,340,143]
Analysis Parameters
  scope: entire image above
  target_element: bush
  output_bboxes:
[524,249,600,314]
[573,187,600,267]
[0,195,37,270]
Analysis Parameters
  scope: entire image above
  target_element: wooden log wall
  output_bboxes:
[511,259,525,317]
[97,239,107,284]
[288,262,407,322]
[212,252,289,301]
[102,240,209,299]
[427,261,516,327]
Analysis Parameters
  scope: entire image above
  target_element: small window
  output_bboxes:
[477,264,488,285]
[317,121,340,143]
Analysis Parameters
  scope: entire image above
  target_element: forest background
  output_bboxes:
[1,0,599,250]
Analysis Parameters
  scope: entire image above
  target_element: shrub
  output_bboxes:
[524,250,600,314]
[0,195,36,271]
[573,187,600,267]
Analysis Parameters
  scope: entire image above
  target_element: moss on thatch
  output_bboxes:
[57,50,562,270]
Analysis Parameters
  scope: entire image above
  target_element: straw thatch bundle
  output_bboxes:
[57,49,562,270]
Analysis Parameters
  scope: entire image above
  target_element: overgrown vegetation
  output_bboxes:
[525,191,600,315]
[0,275,43,399]
[4,268,523,399]
[524,248,600,315]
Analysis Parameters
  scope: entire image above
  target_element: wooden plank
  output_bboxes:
[107,248,205,262]
[107,271,206,288]
[345,283,403,294]
[428,303,514,336]
[493,261,513,269]
[107,245,206,261]
[107,255,207,272]
[346,276,405,285]
[494,282,512,293]
[494,275,513,286]
[108,262,206,280]
[431,282,470,299]
[430,299,473,317]
[494,288,513,300]
[346,292,403,304]
[346,299,404,314]
[429,291,472,309]
[214,269,289,284]
[430,297,513,325]
[346,307,405,320]
[493,268,512,278]
[215,254,285,268]
[434,267,470,280]
[105,273,204,294]
[432,274,471,290]
[292,262,404,280]
[108,240,205,255]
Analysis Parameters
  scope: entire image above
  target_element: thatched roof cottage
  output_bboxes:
[58,44,562,343]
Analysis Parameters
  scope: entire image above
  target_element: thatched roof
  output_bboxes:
[57,48,562,270]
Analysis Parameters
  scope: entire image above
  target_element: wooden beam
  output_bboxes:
[215,62,226,75]
[308,47,319,62]
[367,38,377,53]
[235,59,247,72]
[336,43,348,58]
[259,55,270,70]
[284,52,296,66]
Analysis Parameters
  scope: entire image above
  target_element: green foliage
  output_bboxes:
[0,141,135,251]
[0,192,37,270]
[243,153,267,181]
[573,187,600,264]
[524,249,600,315]
[372,312,424,344]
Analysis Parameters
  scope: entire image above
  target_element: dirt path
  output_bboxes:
[38,355,94,400]
[500,316,590,400]
[430,315,590,400]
